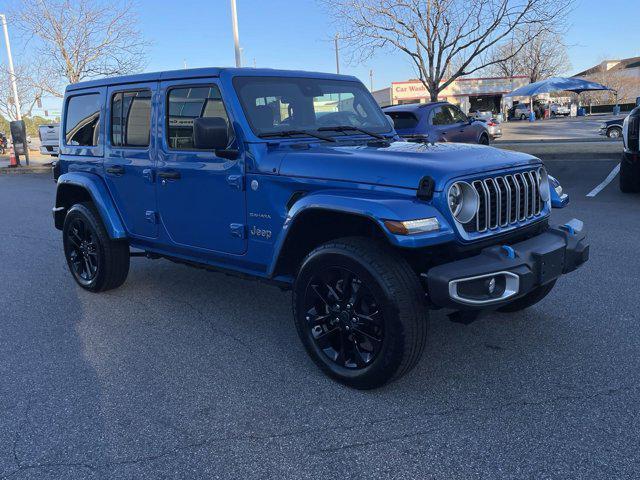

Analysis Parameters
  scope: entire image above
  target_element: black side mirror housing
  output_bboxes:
[193,117,229,150]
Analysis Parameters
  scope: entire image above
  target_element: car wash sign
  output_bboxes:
[392,76,529,103]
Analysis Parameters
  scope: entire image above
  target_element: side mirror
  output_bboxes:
[385,114,395,130]
[193,117,229,150]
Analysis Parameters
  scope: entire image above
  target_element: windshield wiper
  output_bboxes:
[258,130,336,142]
[317,125,386,140]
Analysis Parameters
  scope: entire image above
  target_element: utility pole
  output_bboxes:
[369,69,374,91]
[0,14,21,121]
[334,34,340,74]
[230,0,242,67]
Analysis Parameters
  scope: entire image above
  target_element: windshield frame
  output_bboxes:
[232,75,394,140]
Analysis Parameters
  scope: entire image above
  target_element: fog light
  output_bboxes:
[486,277,496,294]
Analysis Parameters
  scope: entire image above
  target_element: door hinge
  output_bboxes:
[229,223,246,239]
[226,174,244,190]
[145,210,158,224]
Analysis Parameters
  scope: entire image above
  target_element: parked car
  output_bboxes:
[511,103,533,120]
[550,104,570,116]
[469,110,494,121]
[383,102,491,144]
[598,118,624,139]
[474,117,502,139]
[52,67,589,389]
[38,123,60,156]
[621,106,640,192]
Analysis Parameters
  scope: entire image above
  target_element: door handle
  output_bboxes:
[106,165,125,175]
[157,170,181,180]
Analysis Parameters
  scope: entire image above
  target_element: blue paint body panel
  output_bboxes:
[54,67,554,283]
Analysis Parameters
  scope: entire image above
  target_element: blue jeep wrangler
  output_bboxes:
[53,68,589,389]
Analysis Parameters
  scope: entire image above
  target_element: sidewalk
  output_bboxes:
[0,152,54,174]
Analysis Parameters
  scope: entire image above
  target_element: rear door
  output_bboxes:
[430,105,458,141]
[156,78,246,255]
[103,83,158,238]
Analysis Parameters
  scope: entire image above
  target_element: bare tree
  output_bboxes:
[0,64,45,120]
[488,28,570,82]
[10,0,149,98]
[321,0,574,101]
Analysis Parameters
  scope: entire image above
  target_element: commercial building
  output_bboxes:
[372,75,529,114]
[572,57,640,105]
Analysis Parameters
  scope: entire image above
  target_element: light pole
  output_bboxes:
[334,33,340,74]
[0,14,21,121]
[369,69,373,91]
[230,0,241,67]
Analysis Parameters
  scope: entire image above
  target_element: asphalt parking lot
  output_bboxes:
[496,114,626,142]
[1,162,639,479]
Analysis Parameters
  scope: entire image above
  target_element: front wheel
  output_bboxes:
[63,203,130,292]
[607,127,622,139]
[293,237,428,389]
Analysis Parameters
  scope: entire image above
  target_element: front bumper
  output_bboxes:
[424,219,589,310]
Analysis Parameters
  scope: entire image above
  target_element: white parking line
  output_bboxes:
[586,163,620,197]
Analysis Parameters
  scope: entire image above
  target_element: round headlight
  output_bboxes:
[537,167,550,202]
[447,181,478,224]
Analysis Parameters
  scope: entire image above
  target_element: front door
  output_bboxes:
[156,79,246,255]
[103,83,158,238]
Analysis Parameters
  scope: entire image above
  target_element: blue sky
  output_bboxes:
[1,0,639,114]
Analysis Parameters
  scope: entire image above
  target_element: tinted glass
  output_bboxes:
[167,85,229,150]
[431,106,454,125]
[386,111,419,130]
[65,94,101,146]
[233,76,392,137]
[111,90,151,147]
[448,106,468,123]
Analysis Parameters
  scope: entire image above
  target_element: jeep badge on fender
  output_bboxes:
[52,67,589,389]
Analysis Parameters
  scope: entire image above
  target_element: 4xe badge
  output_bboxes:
[250,225,272,240]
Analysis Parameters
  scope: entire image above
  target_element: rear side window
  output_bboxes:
[65,94,101,146]
[167,85,229,150]
[386,111,418,130]
[431,106,454,125]
[111,90,151,147]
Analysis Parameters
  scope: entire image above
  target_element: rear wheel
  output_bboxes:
[63,203,130,292]
[498,280,556,313]
[520,114,526,120]
[293,237,428,389]
[479,133,490,145]
[620,158,640,193]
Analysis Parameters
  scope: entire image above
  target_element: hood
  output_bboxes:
[277,141,540,191]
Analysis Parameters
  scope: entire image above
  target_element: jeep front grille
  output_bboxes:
[467,170,543,233]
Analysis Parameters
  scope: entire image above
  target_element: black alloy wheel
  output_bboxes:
[293,237,428,389]
[65,217,100,286]
[303,266,383,369]
[62,202,130,292]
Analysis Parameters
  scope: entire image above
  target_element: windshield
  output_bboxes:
[233,76,393,138]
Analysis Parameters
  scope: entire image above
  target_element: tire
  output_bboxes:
[293,237,428,389]
[620,158,640,193]
[520,114,526,120]
[479,133,490,145]
[498,280,556,313]
[607,127,622,139]
[63,202,130,292]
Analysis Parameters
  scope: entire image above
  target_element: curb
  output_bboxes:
[0,166,52,175]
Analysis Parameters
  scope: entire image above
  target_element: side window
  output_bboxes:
[65,94,101,146]
[431,106,453,126]
[167,85,229,150]
[111,90,151,147]
[449,106,468,123]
